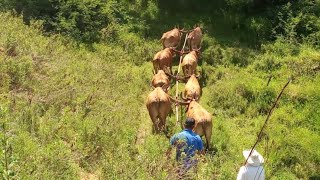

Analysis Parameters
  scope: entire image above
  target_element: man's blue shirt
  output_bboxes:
[170,129,203,161]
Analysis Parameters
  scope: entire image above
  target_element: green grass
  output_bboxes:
[0,11,319,179]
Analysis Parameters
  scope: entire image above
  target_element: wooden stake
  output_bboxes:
[175,33,189,126]
[244,78,291,165]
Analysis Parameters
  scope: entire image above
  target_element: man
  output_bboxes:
[237,149,265,180]
[167,118,204,178]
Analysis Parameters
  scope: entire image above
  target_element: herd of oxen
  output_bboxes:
[145,26,213,149]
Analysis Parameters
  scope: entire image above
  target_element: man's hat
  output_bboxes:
[243,149,264,166]
[184,118,195,126]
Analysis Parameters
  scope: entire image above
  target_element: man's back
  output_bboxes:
[170,129,203,161]
[237,165,265,180]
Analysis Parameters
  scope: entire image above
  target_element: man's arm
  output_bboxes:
[166,135,177,159]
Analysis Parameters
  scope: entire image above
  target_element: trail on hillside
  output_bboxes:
[79,169,99,180]
[135,103,153,145]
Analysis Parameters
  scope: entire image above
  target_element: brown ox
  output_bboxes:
[181,50,200,76]
[146,87,174,134]
[182,74,201,102]
[160,28,184,49]
[151,70,170,92]
[180,99,212,150]
[187,27,202,50]
[152,48,178,74]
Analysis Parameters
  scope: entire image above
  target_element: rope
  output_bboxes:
[175,33,189,126]
[243,78,291,165]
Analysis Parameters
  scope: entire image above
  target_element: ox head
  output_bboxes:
[180,92,200,102]
[151,70,170,92]
[193,24,202,30]
[152,83,170,93]
[174,25,188,33]
[181,47,201,56]
[179,28,188,34]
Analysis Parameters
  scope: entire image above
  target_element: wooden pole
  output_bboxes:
[175,33,189,126]
[243,78,291,165]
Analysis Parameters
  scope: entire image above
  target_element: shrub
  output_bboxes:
[207,80,249,117]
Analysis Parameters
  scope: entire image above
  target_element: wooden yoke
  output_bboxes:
[175,33,189,126]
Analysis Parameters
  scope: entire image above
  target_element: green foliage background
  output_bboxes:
[0,0,319,179]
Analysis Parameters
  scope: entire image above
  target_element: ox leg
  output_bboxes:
[205,123,212,150]
[147,104,161,133]
[152,60,159,74]
[149,116,160,133]
[158,102,171,136]
[158,118,165,133]
[159,117,170,138]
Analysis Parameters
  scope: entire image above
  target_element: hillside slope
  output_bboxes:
[0,11,319,180]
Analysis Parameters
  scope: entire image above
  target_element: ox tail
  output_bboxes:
[185,64,193,76]
[155,100,162,133]
[192,92,196,101]
[191,90,200,101]
[152,59,159,74]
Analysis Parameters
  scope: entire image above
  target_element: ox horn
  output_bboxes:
[168,95,181,105]
[170,95,190,106]
[180,74,191,81]
[187,28,194,33]
[170,47,183,55]
[180,92,188,101]
[164,71,177,80]
[161,83,170,93]
[179,28,188,33]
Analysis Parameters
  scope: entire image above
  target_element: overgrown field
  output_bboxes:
[0,1,320,179]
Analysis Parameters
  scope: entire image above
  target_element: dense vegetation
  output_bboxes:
[0,0,319,179]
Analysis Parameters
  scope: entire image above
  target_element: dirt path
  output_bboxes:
[79,169,99,180]
[135,105,153,145]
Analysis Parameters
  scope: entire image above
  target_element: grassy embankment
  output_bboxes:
[0,9,320,179]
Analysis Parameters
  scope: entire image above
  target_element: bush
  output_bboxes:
[254,54,282,72]
[207,80,250,117]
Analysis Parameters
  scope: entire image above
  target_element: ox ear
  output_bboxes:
[182,50,191,55]
[179,28,188,33]
[180,92,188,101]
